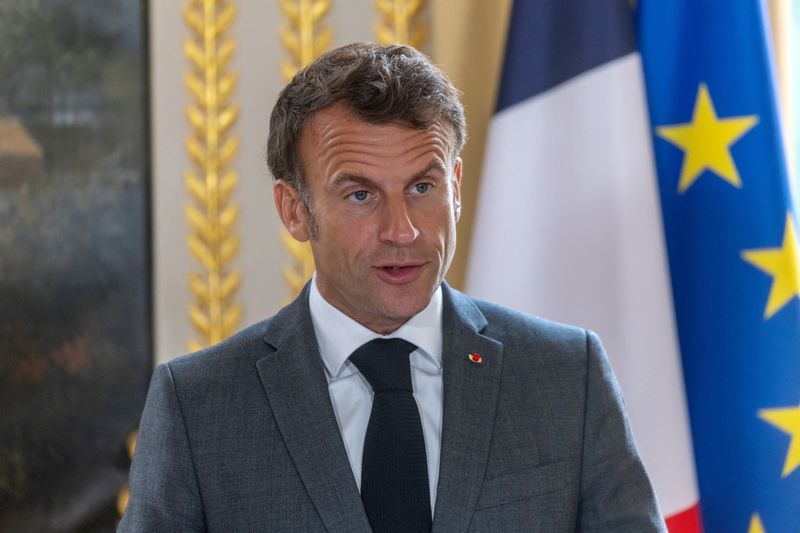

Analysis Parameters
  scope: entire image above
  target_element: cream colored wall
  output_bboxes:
[151,2,194,364]
[151,1,367,363]
[150,1,508,363]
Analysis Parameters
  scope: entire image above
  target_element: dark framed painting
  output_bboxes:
[0,1,152,531]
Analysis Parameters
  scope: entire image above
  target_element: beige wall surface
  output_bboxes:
[150,0,508,363]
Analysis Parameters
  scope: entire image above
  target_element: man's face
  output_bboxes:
[274,104,462,334]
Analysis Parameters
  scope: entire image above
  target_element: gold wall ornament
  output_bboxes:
[374,0,428,47]
[278,0,333,296]
[116,430,138,518]
[279,0,333,80]
[183,0,242,350]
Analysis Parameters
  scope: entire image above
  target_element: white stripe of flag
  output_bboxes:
[466,52,700,526]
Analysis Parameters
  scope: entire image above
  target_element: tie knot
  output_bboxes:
[349,338,417,393]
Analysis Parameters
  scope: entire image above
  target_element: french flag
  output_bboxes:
[466,1,701,529]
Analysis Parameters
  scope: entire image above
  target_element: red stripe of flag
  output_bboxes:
[666,503,703,533]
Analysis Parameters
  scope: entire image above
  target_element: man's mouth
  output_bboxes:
[374,263,426,283]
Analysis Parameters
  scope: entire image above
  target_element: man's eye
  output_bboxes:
[349,190,369,202]
[413,183,431,194]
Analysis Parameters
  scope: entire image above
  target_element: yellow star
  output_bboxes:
[759,404,800,477]
[656,83,758,193]
[748,513,766,533]
[742,213,800,319]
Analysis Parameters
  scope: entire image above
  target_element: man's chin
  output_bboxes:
[372,290,433,325]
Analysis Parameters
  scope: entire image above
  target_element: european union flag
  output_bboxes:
[638,2,800,531]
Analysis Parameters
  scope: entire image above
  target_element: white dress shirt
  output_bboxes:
[308,275,443,512]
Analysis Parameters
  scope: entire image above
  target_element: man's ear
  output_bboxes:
[453,157,463,222]
[273,179,310,242]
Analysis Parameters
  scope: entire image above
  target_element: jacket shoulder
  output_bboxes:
[163,318,273,387]
[452,288,589,351]
[447,287,599,380]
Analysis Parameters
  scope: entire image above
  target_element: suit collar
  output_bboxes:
[257,284,372,532]
[257,283,502,532]
[432,284,503,532]
[308,276,444,379]
[441,282,489,332]
[260,283,311,350]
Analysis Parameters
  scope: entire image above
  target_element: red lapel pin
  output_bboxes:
[468,352,482,364]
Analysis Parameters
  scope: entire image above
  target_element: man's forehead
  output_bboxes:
[302,103,456,149]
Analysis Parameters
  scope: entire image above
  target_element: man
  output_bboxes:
[120,43,666,532]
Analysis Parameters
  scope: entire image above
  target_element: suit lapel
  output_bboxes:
[432,286,503,533]
[256,288,371,533]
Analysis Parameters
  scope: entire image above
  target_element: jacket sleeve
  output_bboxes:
[118,364,206,532]
[576,330,668,532]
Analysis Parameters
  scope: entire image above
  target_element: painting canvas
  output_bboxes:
[0,1,152,530]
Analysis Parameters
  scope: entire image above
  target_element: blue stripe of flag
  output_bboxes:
[496,0,634,112]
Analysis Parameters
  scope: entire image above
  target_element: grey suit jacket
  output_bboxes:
[119,284,666,532]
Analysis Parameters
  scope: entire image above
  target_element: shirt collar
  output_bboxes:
[308,275,443,379]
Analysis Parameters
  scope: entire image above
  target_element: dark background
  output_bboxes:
[0,1,152,530]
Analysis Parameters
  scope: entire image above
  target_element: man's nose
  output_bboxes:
[378,196,419,245]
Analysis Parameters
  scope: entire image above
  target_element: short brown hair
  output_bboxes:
[266,42,466,192]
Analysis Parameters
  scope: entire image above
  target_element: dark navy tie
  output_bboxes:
[349,338,432,533]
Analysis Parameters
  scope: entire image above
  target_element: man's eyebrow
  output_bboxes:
[330,174,374,189]
[410,160,448,182]
[330,160,448,189]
